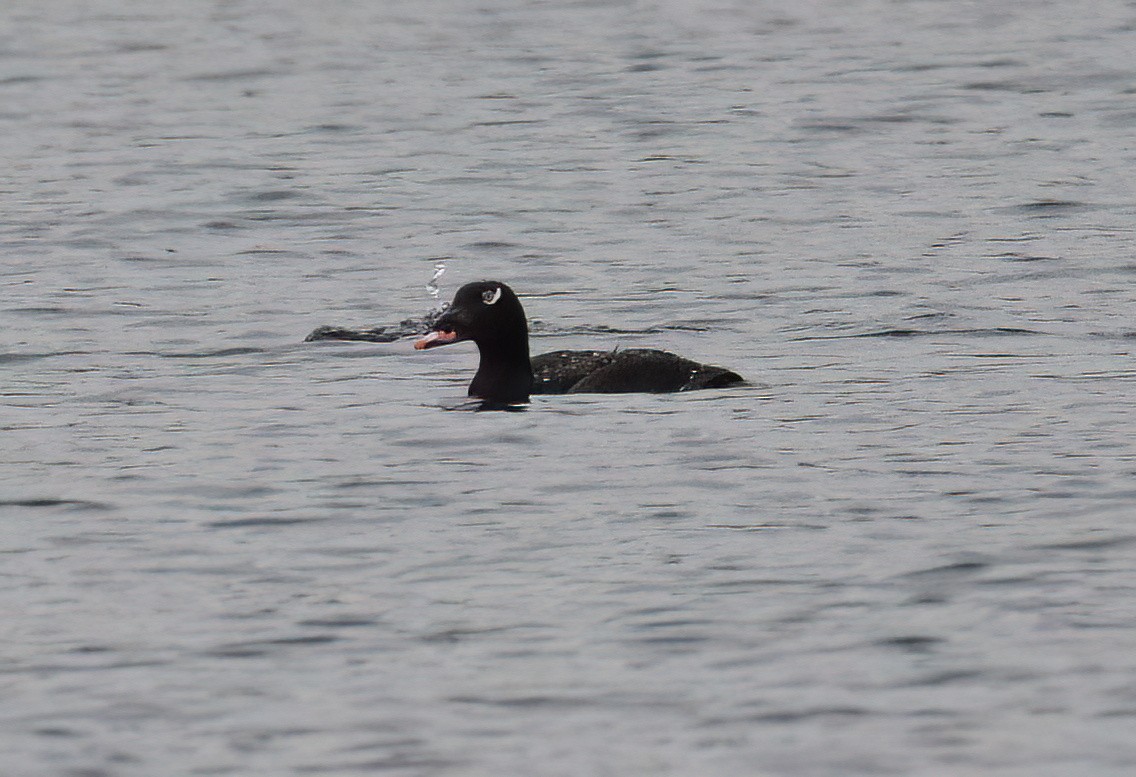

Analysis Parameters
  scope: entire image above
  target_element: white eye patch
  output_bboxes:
[482,287,502,305]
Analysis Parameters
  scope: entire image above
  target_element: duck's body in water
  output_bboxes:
[413,281,743,405]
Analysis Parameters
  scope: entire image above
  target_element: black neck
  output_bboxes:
[469,338,532,404]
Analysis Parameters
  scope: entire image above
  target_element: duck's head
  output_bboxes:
[414,281,528,354]
[415,280,533,405]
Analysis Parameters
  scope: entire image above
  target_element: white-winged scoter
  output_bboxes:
[414,281,743,404]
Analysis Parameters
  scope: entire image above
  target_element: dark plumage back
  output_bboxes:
[532,349,742,394]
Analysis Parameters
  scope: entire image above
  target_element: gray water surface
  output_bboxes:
[4,1,1136,775]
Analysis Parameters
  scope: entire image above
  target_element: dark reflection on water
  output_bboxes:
[4,0,1136,775]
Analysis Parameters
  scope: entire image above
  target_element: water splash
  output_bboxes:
[426,260,446,299]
